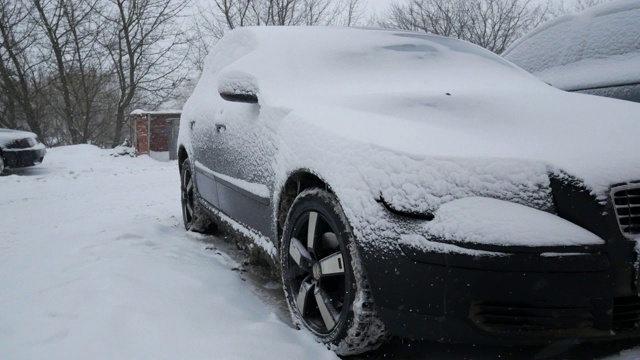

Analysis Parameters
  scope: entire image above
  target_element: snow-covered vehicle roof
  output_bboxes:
[503,0,640,91]
[187,26,640,198]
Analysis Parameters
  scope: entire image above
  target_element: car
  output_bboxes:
[503,0,640,103]
[177,26,640,355]
[0,129,46,174]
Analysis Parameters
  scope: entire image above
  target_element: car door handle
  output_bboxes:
[190,121,196,130]
[215,124,226,133]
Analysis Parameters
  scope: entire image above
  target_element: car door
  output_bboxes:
[191,116,220,209]
[209,80,278,238]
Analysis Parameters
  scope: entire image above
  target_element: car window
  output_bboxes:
[503,18,581,73]
[582,8,640,61]
[576,83,640,104]
[505,2,640,75]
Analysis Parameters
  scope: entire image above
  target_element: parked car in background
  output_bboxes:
[178,26,640,355]
[503,0,640,103]
[0,129,46,174]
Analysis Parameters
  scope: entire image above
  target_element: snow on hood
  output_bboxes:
[503,0,640,90]
[187,26,640,200]
[0,128,38,147]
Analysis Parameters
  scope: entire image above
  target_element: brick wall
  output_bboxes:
[130,111,181,156]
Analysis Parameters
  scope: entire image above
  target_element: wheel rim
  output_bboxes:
[181,168,194,227]
[287,210,348,335]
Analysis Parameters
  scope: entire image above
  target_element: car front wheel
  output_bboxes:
[280,188,388,355]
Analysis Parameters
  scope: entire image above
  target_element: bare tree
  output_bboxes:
[336,0,364,27]
[30,0,114,144]
[378,0,551,54]
[99,0,191,147]
[0,0,47,137]
[549,0,612,16]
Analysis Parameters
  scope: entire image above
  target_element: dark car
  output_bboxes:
[0,129,46,174]
[503,0,640,103]
[177,26,640,355]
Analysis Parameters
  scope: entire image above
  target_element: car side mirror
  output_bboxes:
[218,70,259,104]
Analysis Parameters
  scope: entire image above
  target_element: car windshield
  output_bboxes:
[388,33,516,69]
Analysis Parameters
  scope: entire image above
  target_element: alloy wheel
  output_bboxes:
[287,210,348,334]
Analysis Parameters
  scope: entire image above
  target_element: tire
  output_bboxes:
[0,153,4,174]
[180,158,215,233]
[280,188,388,356]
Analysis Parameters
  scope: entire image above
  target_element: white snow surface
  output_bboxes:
[504,0,640,90]
[149,150,169,161]
[420,197,603,247]
[218,70,260,96]
[0,145,337,360]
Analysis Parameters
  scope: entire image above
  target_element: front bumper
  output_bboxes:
[356,191,640,344]
[3,147,46,168]
[365,243,640,344]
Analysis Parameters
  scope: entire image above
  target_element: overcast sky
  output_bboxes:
[365,0,396,13]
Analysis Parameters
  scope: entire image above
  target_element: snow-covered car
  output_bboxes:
[178,27,640,355]
[503,0,640,103]
[0,129,46,174]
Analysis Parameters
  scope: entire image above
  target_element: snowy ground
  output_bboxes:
[1,145,639,359]
[0,145,335,360]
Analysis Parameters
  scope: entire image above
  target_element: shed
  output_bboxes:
[130,110,181,161]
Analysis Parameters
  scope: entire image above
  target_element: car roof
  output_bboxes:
[201,26,541,107]
[503,0,640,90]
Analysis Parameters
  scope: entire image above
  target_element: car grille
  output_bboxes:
[611,185,640,238]
[612,296,640,332]
[470,301,594,333]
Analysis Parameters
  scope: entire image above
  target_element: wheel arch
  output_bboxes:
[276,169,333,244]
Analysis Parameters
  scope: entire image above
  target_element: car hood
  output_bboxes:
[280,86,640,199]
[0,129,37,147]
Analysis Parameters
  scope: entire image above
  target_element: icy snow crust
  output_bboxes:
[181,26,640,250]
[503,0,640,90]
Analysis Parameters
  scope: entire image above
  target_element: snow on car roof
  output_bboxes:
[503,0,640,90]
[205,26,540,104]
[185,26,640,198]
